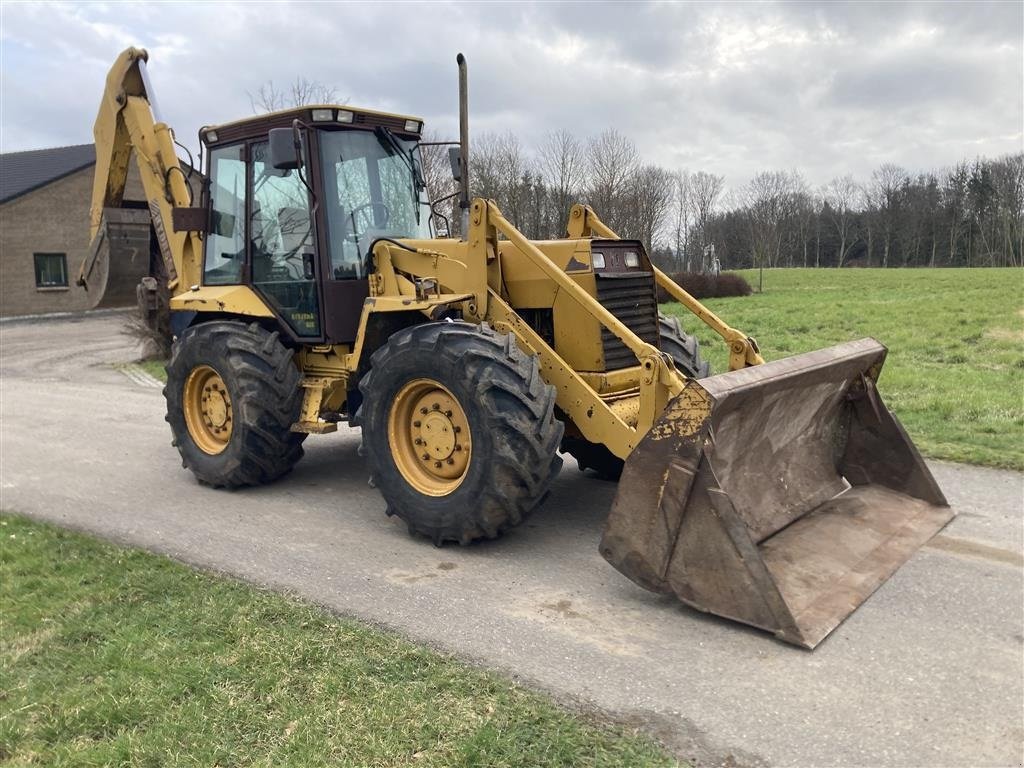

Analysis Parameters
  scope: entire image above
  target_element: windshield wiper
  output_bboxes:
[374,126,425,190]
[374,126,426,225]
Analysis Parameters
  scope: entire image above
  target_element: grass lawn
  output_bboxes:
[135,358,168,382]
[0,514,675,767]
[663,268,1024,470]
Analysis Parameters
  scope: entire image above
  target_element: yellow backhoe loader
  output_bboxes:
[81,48,953,648]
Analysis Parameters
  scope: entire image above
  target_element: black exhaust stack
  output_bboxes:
[457,53,470,236]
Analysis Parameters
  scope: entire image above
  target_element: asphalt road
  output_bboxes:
[2,313,1022,768]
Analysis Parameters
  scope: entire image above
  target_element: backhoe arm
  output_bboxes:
[566,204,764,370]
[82,47,201,294]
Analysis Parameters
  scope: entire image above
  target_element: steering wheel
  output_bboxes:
[348,202,391,239]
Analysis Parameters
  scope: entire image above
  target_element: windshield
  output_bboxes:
[319,129,432,279]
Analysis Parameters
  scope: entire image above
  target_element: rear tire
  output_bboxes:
[356,322,563,545]
[658,312,711,379]
[165,321,305,488]
[562,312,710,481]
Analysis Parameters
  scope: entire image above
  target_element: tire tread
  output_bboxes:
[165,321,305,488]
[358,322,563,544]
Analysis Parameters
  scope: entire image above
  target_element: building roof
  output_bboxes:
[0,144,96,204]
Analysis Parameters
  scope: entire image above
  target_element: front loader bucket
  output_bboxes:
[77,208,153,309]
[601,338,952,649]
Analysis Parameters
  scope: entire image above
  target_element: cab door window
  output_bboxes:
[203,144,246,285]
[249,140,320,337]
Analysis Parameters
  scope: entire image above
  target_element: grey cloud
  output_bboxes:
[0,0,1019,190]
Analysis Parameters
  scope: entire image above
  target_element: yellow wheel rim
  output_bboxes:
[183,365,233,455]
[388,378,471,496]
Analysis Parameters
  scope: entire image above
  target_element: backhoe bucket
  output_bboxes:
[601,338,952,649]
[77,208,153,309]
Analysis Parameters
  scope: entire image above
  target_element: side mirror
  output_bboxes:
[269,127,301,171]
[448,146,462,182]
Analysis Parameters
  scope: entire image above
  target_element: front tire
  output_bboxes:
[356,322,563,545]
[165,321,305,488]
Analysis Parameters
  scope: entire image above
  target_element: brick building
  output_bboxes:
[0,144,189,317]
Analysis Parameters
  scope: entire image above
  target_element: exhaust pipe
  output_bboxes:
[457,53,470,236]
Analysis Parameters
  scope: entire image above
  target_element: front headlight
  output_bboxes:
[592,252,606,269]
[624,251,640,268]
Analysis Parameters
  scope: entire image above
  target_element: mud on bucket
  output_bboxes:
[77,208,153,309]
[601,338,953,649]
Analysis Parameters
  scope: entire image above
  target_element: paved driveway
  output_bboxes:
[2,313,1021,767]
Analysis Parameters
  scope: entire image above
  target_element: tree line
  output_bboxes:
[420,129,1023,270]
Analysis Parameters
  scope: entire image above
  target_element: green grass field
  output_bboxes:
[662,268,1024,470]
[0,514,675,767]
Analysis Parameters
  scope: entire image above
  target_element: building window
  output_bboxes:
[34,253,68,288]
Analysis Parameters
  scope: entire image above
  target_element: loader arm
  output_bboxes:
[566,204,764,370]
[472,198,685,458]
[80,47,202,297]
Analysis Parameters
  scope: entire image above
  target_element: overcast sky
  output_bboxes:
[2,1,1021,189]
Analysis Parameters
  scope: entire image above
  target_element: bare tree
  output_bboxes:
[813,191,823,267]
[990,153,1023,267]
[630,165,675,256]
[869,163,908,267]
[789,171,814,267]
[585,129,639,234]
[466,131,533,229]
[671,170,691,270]
[742,171,796,270]
[943,162,969,267]
[859,181,875,266]
[468,131,504,201]
[494,132,530,229]
[824,175,861,267]
[690,170,725,266]
[537,130,586,236]
[248,78,341,113]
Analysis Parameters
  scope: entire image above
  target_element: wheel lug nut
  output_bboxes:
[455,444,461,452]
[420,407,428,415]
[413,420,421,428]
[444,410,452,417]
[432,403,440,410]
[421,453,430,460]
[434,461,442,468]
[454,426,461,433]
[414,438,423,445]
[446,458,454,465]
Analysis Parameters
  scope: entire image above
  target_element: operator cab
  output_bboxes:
[198,105,433,343]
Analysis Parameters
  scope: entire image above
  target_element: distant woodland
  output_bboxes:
[420,130,1023,270]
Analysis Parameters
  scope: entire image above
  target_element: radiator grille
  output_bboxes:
[596,272,660,369]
